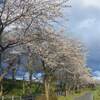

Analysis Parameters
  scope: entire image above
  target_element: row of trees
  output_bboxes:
[0,0,94,99]
[0,0,69,96]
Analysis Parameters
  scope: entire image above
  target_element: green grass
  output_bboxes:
[58,95,73,100]
[92,85,100,100]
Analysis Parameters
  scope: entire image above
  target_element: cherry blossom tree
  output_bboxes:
[26,29,87,99]
[0,0,69,96]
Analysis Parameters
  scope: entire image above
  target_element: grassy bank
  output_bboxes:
[58,86,100,100]
[92,86,100,100]
[3,79,100,100]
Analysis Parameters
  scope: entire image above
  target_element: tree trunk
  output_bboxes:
[0,20,4,96]
[42,60,50,100]
[23,77,25,95]
[0,25,4,83]
[65,84,68,96]
[0,52,3,96]
[29,72,32,86]
[44,78,49,100]
[0,81,3,96]
[12,68,16,81]
[29,72,32,94]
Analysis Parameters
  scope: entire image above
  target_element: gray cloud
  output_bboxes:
[67,0,100,72]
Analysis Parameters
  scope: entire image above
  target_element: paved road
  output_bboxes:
[74,92,93,100]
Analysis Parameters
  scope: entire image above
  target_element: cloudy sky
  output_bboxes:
[68,0,100,79]
[0,0,100,79]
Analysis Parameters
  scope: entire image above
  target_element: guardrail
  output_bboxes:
[0,96,35,100]
[0,96,22,100]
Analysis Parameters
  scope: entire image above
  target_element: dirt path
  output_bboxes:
[74,92,93,100]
